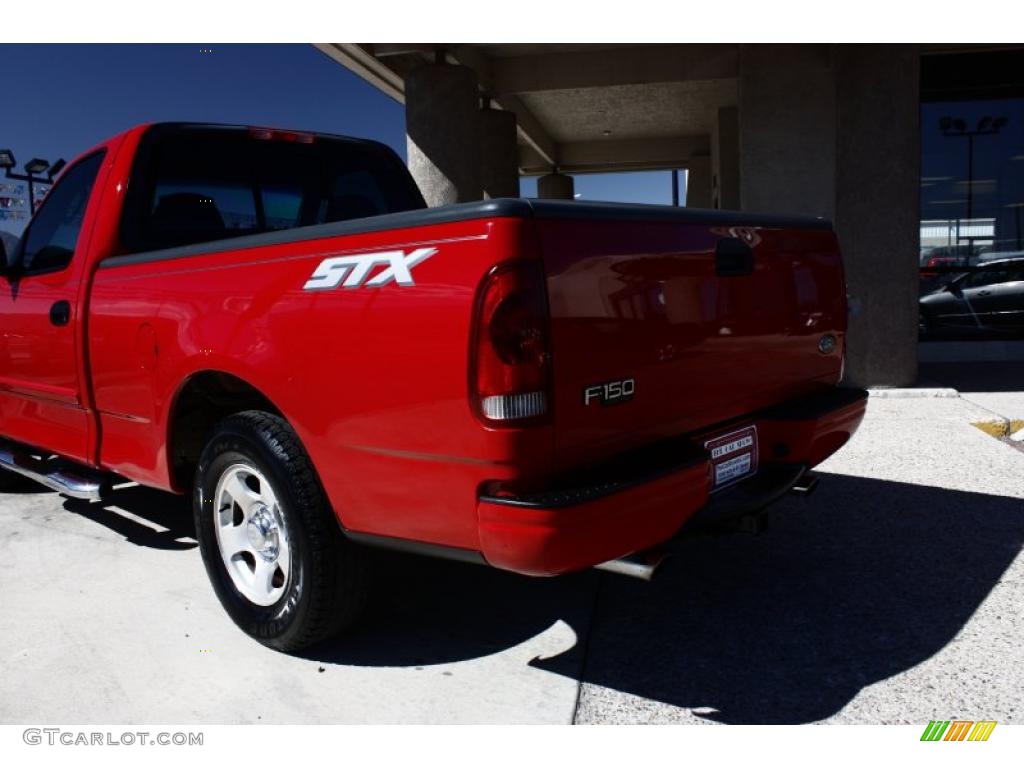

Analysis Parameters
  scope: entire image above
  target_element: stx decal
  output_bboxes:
[303,248,438,291]
[920,720,997,742]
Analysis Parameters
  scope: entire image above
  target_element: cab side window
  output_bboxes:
[19,151,105,275]
[995,265,1024,284]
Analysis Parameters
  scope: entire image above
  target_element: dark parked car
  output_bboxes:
[976,249,1024,265]
[919,244,978,278]
[919,258,1024,337]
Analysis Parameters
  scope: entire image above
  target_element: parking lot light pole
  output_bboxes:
[938,115,1007,229]
[0,150,66,213]
[1009,202,1024,250]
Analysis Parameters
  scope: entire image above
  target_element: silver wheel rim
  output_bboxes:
[213,463,291,607]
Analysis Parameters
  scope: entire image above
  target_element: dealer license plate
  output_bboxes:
[704,425,759,491]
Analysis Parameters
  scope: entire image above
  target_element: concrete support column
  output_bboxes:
[737,44,920,387]
[405,64,482,206]
[835,45,920,387]
[738,44,836,218]
[711,106,740,210]
[479,107,520,199]
[685,156,712,208]
[538,172,575,200]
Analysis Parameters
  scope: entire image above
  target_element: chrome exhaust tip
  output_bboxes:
[790,471,819,496]
[594,549,670,581]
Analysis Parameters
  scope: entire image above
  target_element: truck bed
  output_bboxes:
[89,198,847,556]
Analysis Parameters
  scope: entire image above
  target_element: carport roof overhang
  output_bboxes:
[315,43,737,175]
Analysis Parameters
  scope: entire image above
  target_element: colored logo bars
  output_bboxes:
[920,720,997,742]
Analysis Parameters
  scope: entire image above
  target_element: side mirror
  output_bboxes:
[945,281,963,296]
[0,238,7,276]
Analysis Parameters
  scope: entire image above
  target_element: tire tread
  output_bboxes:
[197,410,368,651]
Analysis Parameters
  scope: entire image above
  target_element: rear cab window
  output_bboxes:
[120,125,425,253]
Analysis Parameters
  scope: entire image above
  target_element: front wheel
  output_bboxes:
[193,411,369,651]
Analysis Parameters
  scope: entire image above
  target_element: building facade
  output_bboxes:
[323,44,1022,387]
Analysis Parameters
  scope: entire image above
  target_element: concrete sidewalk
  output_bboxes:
[575,394,1024,723]
[918,340,1024,426]
[1,390,1022,724]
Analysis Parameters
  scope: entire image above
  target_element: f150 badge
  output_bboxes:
[303,247,438,290]
[583,378,636,406]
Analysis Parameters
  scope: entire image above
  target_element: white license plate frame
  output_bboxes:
[704,425,759,491]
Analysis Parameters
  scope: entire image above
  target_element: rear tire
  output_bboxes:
[193,411,369,651]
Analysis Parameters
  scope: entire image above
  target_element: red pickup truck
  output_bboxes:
[0,123,866,650]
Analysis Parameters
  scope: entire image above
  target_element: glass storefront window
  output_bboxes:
[919,52,1024,340]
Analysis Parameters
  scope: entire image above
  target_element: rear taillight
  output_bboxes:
[471,260,552,426]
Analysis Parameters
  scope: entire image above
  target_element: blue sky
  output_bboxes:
[0,44,674,235]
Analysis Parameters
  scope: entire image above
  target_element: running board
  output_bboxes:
[0,442,108,500]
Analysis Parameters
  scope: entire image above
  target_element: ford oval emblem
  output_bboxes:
[818,334,837,354]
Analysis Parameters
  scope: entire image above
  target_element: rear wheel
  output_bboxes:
[193,411,369,651]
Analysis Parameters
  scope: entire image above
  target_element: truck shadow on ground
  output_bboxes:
[62,484,197,551]
[49,470,1023,724]
[543,472,1023,723]
[314,472,1024,724]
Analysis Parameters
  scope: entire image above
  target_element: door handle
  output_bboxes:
[49,300,71,326]
[715,237,755,277]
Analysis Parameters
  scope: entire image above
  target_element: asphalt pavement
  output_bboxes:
[1,359,1022,724]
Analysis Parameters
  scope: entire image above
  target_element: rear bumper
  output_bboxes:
[477,386,867,576]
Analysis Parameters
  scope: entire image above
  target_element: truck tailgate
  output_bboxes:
[534,207,846,464]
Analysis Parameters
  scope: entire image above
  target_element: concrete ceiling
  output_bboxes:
[521,80,737,142]
[315,43,738,175]
[475,43,633,58]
